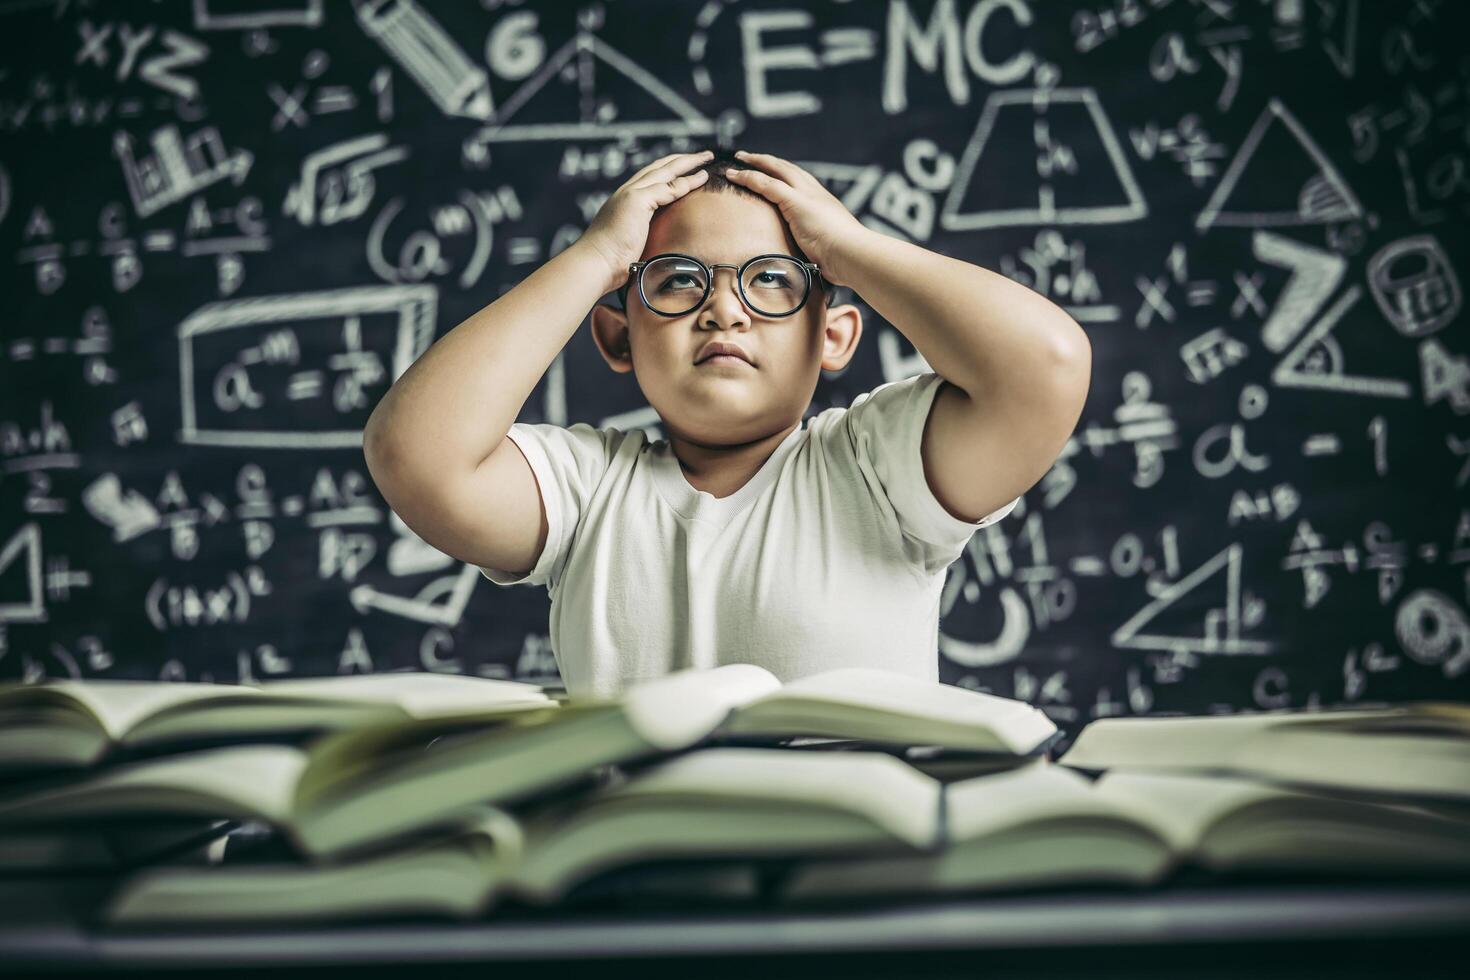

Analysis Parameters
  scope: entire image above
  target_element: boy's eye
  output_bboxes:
[657,273,703,291]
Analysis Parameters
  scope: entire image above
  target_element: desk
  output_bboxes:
[2,876,1468,978]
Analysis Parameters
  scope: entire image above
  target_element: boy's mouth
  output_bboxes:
[695,341,754,365]
[696,355,754,369]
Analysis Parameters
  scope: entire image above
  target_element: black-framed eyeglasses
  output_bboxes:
[618,252,822,318]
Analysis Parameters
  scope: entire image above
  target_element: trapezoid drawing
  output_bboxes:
[941,87,1148,231]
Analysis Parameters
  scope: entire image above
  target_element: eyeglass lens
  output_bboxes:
[641,256,809,317]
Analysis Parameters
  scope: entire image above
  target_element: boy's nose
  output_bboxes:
[702,267,753,321]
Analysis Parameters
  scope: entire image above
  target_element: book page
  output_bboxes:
[254,673,551,718]
[1057,705,1470,771]
[1089,768,1309,852]
[620,664,783,750]
[603,747,943,849]
[765,668,1037,720]
[726,667,1057,753]
[1056,712,1296,769]
[16,680,259,741]
[0,744,308,827]
[103,820,505,924]
[944,763,1141,842]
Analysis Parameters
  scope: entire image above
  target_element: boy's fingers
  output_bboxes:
[734,150,813,187]
[656,153,716,187]
[726,166,791,203]
[650,150,714,179]
[637,164,712,195]
[627,150,713,187]
[624,153,683,185]
[646,167,711,207]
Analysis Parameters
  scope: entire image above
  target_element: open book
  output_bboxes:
[710,667,1058,754]
[775,760,1470,905]
[1054,701,1470,802]
[0,663,773,863]
[0,818,239,874]
[0,672,554,776]
[95,744,1470,926]
[99,747,943,926]
[0,664,1055,863]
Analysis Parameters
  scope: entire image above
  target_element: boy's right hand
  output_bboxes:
[580,150,714,296]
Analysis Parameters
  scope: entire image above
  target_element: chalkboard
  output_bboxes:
[1,0,1467,744]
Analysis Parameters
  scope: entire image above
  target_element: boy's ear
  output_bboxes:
[819,301,864,373]
[589,301,636,374]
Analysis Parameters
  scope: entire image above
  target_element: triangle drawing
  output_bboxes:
[0,523,45,624]
[476,31,713,142]
[1271,285,1413,398]
[1111,543,1275,655]
[1196,98,1364,232]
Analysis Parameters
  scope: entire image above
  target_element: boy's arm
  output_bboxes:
[362,239,614,570]
[364,239,612,474]
[831,231,1092,524]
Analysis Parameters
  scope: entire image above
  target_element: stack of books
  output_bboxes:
[0,666,1466,928]
[0,670,559,878]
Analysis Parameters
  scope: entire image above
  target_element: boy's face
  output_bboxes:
[590,189,862,447]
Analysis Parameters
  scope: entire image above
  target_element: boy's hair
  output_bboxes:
[612,144,843,314]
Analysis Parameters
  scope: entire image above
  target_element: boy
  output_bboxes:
[364,147,1090,699]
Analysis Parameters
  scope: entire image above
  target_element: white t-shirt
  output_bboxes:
[479,371,1021,699]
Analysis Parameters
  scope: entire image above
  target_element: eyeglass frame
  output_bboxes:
[617,251,824,319]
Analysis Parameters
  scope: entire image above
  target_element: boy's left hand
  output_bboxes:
[724,150,870,289]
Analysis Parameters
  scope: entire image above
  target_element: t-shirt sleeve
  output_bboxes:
[840,371,1020,573]
[477,421,613,591]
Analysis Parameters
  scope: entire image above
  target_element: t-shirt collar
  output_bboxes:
[650,423,805,525]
